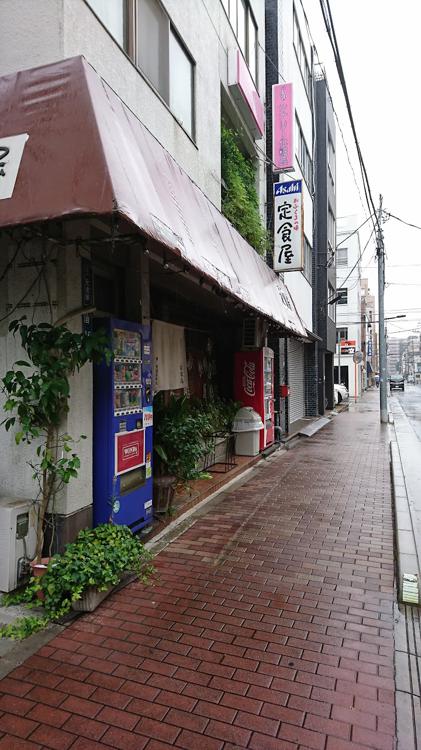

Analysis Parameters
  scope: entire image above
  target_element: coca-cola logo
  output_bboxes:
[242,361,256,396]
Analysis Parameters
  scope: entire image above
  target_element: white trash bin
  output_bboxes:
[232,407,264,456]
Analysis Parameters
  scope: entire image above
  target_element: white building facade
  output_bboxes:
[0,0,275,547]
[335,216,363,400]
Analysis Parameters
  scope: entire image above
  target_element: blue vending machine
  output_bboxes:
[93,318,153,532]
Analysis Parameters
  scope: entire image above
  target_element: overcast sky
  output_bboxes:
[304,0,421,338]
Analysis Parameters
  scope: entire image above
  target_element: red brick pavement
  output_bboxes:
[0,398,395,749]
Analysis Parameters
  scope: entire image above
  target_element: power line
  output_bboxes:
[385,212,421,232]
[318,0,380,240]
[335,226,376,292]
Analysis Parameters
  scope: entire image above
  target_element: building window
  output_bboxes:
[86,0,128,49]
[337,288,348,305]
[336,247,348,266]
[337,327,348,342]
[293,7,312,102]
[328,283,335,320]
[295,117,312,188]
[328,131,335,185]
[328,208,335,255]
[221,0,258,83]
[86,0,195,139]
[303,236,312,283]
[169,30,194,134]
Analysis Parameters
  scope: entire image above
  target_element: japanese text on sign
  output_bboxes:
[0,134,29,200]
[273,180,304,272]
[272,83,294,172]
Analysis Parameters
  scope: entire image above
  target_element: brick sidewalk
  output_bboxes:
[0,395,395,750]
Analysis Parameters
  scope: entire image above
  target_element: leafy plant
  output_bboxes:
[221,123,269,255]
[194,397,241,434]
[0,615,50,640]
[1,318,111,560]
[0,524,154,639]
[153,394,214,482]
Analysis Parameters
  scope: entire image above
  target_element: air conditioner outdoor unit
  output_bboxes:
[0,497,37,592]
[242,318,266,349]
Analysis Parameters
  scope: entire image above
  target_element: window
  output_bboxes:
[328,283,336,320]
[303,236,312,283]
[337,288,348,305]
[337,327,348,342]
[87,0,195,139]
[137,0,169,100]
[328,131,335,185]
[222,0,258,83]
[328,208,335,254]
[136,0,194,137]
[293,8,312,101]
[336,247,348,266]
[86,0,128,49]
[169,31,194,133]
[295,117,312,188]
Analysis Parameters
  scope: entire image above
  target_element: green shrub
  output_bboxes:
[221,124,269,255]
[0,524,154,639]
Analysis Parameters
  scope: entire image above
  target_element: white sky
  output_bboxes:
[304,0,421,338]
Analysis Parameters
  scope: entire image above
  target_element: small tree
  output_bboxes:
[1,318,110,561]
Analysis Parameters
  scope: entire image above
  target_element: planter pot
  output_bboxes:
[153,475,176,514]
[30,557,51,601]
[72,584,115,613]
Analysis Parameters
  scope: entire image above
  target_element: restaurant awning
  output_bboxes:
[0,56,306,337]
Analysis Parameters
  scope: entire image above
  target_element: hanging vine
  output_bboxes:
[221,124,269,255]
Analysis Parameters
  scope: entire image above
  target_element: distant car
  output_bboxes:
[390,375,405,391]
[334,383,349,405]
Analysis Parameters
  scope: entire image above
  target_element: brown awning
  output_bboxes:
[0,56,306,337]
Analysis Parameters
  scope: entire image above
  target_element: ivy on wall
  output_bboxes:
[221,124,268,256]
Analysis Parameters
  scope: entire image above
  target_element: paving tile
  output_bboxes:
[0,398,398,750]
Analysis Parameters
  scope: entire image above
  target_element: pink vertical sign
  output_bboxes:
[272,83,294,172]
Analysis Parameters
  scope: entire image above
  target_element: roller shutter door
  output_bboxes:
[287,339,305,424]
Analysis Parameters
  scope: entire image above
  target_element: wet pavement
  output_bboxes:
[0,392,396,750]
[395,384,421,442]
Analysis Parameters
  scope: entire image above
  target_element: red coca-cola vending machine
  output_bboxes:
[234,348,275,450]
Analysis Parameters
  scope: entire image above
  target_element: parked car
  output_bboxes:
[334,383,349,405]
[390,374,405,391]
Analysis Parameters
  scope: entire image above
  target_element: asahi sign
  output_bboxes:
[0,134,28,200]
[273,179,304,272]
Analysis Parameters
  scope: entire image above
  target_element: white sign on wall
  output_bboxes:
[0,134,29,200]
[273,179,304,272]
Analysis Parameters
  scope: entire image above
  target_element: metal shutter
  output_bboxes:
[287,339,305,424]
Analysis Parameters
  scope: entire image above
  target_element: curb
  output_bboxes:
[390,440,421,605]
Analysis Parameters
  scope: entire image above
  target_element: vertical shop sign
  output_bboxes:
[272,83,294,172]
[273,179,304,272]
[0,134,29,200]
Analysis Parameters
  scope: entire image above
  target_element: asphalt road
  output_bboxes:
[393,383,421,442]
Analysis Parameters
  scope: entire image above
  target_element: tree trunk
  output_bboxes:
[34,425,56,562]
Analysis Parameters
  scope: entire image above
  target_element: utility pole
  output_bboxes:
[377,195,387,423]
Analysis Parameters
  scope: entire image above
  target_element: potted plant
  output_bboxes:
[0,524,154,638]
[1,318,110,564]
[153,394,214,513]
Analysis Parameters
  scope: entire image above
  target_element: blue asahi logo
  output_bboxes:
[274,179,302,196]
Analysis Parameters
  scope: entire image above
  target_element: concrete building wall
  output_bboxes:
[274,0,314,331]
[0,0,266,214]
[0,0,267,529]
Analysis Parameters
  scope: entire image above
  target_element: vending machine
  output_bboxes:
[93,318,153,532]
[234,348,275,450]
